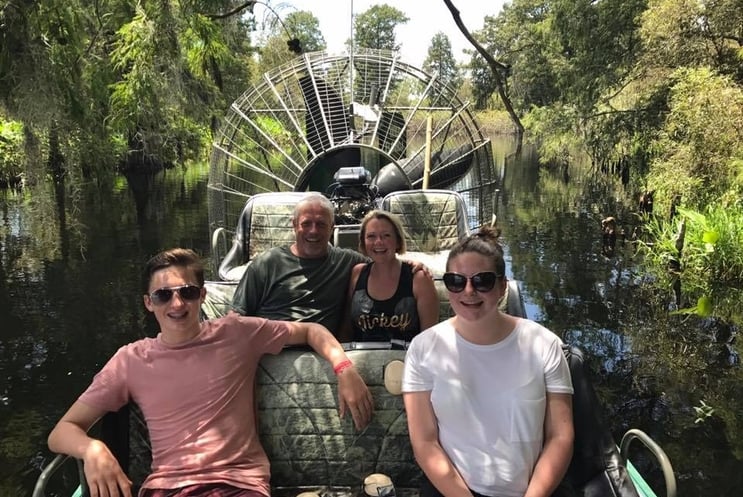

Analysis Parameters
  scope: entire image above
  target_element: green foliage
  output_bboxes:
[0,119,25,185]
[423,32,461,104]
[0,0,255,178]
[353,4,409,51]
[468,53,501,110]
[253,10,326,77]
[641,205,743,320]
[522,105,583,166]
[284,11,326,53]
[647,67,743,210]
[472,2,558,110]
[640,0,743,82]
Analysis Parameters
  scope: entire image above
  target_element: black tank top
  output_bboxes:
[350,263,420,342]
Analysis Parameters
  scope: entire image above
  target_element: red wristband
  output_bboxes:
[333,359,354,375]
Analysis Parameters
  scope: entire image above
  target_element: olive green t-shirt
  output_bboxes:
[231,245,366,333]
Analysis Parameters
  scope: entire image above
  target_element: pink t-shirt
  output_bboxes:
[78,312,291,496]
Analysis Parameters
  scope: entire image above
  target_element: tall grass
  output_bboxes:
[640,205,743,321]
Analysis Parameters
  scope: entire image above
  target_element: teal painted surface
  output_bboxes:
[628,460,658,497]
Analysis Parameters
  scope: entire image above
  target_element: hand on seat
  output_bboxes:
[337,365,374,431]
[82,439,133,497]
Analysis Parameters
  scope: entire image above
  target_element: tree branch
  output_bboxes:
[205,1,256,20]
[442,0,523,137]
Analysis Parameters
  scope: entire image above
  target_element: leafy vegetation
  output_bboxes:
[423,32,462,104]
[2,1,743,314]
[0,120,24,187]
[1,0,255,177]
[352,4,409,51]
[461,0,743,322]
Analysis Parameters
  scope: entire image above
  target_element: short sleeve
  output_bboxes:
[401,335,434,393]
[78,346,131,413]
[544,338,573,394]
[225,312,292,356]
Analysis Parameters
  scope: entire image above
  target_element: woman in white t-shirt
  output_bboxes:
[402,226,574,497]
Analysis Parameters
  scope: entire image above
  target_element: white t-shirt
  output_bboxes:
[402,318,574,497]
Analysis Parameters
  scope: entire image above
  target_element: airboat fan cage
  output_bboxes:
[208,48,494,237]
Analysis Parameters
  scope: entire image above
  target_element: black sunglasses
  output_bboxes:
[149,285,202,305]
[442,272,500,293]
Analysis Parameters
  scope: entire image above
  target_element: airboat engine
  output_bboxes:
[328,166,378,224]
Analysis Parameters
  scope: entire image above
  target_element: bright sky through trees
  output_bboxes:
[261,0,506,65]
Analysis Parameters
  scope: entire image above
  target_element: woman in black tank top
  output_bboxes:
[345,210,439,343]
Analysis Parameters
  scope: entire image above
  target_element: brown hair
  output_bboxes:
[446,225,505,277]
[143,248,204,292]
[358,210,407,255]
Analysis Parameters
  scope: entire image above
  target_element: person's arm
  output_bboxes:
[286,321,374,430]
[48,401,133,497]
[338,263,364,342]
[524,392,574,497]
[403,391,473,497]
[412,270,440,331]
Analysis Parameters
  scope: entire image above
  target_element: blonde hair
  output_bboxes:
[358,210,407,255]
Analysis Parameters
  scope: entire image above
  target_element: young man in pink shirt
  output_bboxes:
[47,248,373,497]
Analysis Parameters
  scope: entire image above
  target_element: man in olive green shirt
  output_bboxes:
[232,193,366,334]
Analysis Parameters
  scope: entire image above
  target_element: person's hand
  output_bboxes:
[82,439,133,497]
[337,366,374,430]
[404,259,433,279]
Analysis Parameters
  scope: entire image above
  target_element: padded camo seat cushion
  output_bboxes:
[219,192,310,281]
[258,348,421,490]
[245,201,298,261]
[381,190,469,253]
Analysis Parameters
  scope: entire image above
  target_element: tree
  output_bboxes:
[639,0,743,83]
[476,2,559,110]
[353,4,409,51]
[468,52,500,109]
[0,0,256,178]
[285,10,326,53]
[255,10,326,76]
[423,32,461,102]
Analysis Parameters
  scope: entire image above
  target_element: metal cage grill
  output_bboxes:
[208,48,493,239]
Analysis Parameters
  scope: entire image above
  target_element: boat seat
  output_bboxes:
[33,344,664,497]
[562,345,641,497]
[380,189,469,253]
[380,189,470,319]
[218,192,312,281]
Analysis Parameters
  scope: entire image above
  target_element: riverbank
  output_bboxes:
[475,109,516,135]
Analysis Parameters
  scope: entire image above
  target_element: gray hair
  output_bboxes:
[292,193,335,222]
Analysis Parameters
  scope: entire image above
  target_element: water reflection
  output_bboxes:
[0,165,210,495]
[1,143,741,496]
[497,145,743,496]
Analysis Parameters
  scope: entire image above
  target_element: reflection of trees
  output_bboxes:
[499,146,743,494]
[0,165,211,493]
[501,148,637,336]
[620,283,743,493]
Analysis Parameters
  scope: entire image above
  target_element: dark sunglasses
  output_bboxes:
[442,272,500,293]
[148,285,202,305]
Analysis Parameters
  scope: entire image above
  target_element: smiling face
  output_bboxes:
[143,265,205,342]
[446,251,507,324]
[362,217,400,262]
[292,201,334,259]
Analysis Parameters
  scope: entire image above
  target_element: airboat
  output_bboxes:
[33,49,676,497]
